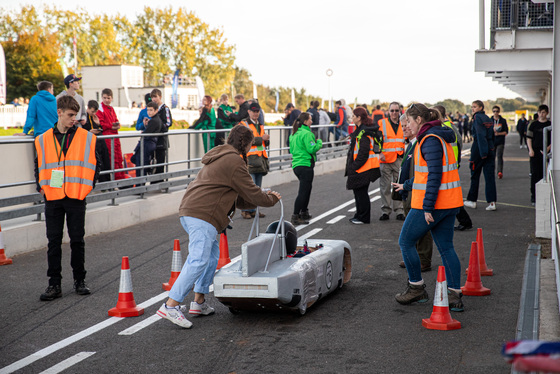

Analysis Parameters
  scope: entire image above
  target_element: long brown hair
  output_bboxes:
[203,95,213,110]
[292,112,311,134]
[406,103,442,124]
[227,125,254,163]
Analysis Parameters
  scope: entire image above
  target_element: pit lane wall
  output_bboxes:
[2,150,346,258]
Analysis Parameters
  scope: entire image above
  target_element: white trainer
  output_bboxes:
[486,202,497,211]
[156,303,193,328]
[463,200,477,209]
[189,301,215,316]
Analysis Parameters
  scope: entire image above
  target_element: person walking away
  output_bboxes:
[517,113,529,149]
[527,104,551,206]
[56,74,87,127]
[35,96,100,300]
[464,100,497,211]
[15,81,57,137]
[318,107,332,144]
[371,105,385,125]
[97,88,126,180]
[345,107,383,224]
[289,112,323,225]
[334,100,348,142]
[393,103,464,312]
[491,106,509,179]
[85,100,111,183]
[393,113,433,271]
[131,101,162,176]
[156,125,281,328]
[306,100,320,138]
[378,102,406,221]
[193,95,217,153]
[239,101,270,219]
[150,89,173,182]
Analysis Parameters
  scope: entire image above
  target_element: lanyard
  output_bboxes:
[53,131,68,164]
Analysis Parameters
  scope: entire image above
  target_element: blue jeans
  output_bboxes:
[168,217,220,302]
[243,173,264,213]
[335,124,348,140]
[398,208,461,289]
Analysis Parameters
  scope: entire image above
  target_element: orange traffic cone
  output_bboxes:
[461,242,491,296]
[162,240,182,291]
[108,256,144,317]
[465,228,493,276]
[0,224,13,265]
[422,266,461,331]
[217,232,231,269]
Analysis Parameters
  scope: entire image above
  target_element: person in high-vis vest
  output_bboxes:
[345,107,383,224]
[434,105,473,231]
[378,102,406,221]
[239,101,270,219]
[393,114,433,272]
[35,96,100,301]
[393,103,464,312]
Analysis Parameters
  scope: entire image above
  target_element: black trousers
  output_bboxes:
[352,184,371,223]
[456,206,472,227]
[152,148,167,183]
[45,198,87,286]
[293,166,314,215]
[530,153,544,201]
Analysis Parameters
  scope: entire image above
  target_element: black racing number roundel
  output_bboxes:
[325,261,333,290]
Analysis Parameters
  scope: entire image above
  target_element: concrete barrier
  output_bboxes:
[3,156,346,258]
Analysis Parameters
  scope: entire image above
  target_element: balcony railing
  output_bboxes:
[492,0,553,31]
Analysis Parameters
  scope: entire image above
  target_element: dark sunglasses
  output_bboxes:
[390,110,400,113]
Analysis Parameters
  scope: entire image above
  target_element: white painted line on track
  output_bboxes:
[38,352,96,374]
[299,228,322,240]
[295,188,380,230]
[348,207,356,212]
[0,319,121,374]
[119,315,161,336]
[326,215,346,224]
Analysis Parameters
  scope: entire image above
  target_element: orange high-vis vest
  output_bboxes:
[240,120,268,158]
[378,118,405,164]
[411,134,463,210]
[35,128,97,201]
[353,132,380,173]
[371,109,385,120]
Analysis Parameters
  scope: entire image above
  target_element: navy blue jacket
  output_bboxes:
[471,111,494,159]
[414,122,457,213]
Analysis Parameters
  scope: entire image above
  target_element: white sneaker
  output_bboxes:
[189,301,215,316]
[156,303,193,328]
[486,202,497,211]
[520,145,523,149]
[463,200,477,209]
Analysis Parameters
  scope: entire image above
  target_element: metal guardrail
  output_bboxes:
[0,125,348,222]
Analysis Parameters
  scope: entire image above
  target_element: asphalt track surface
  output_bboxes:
[0,135,536,373]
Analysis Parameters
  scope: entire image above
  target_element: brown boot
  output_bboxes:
[291,214,309,225]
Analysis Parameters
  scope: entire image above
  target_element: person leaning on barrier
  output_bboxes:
[85,100,111,183]
[135,93,153,131]
[156,125,281,329]
[317,106,332,144]
[289,112,323,225]
[345,107,383,225]
[392,103,464,312]
[150,89,173,181]
[227,94,250,125]
[215,94,236,147]
[131,102,162,174]
[15,81,57,137]
[193,95,217,153]
[34,95,101,301]
[97,88,126,181]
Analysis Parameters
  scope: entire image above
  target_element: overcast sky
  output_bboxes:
[2,0,518,105]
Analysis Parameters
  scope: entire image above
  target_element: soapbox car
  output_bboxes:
[213,200,352,315]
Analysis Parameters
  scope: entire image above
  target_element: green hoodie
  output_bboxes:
[289,125,323,168]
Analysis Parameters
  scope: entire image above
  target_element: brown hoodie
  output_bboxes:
[179,144,279,232]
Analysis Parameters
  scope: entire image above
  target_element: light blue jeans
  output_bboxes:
[168,216,220,302]
[398,208,461,289]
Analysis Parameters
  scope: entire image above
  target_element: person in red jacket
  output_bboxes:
[96,88,125,180]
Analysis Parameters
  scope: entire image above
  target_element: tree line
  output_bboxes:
[0,5,540,114]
